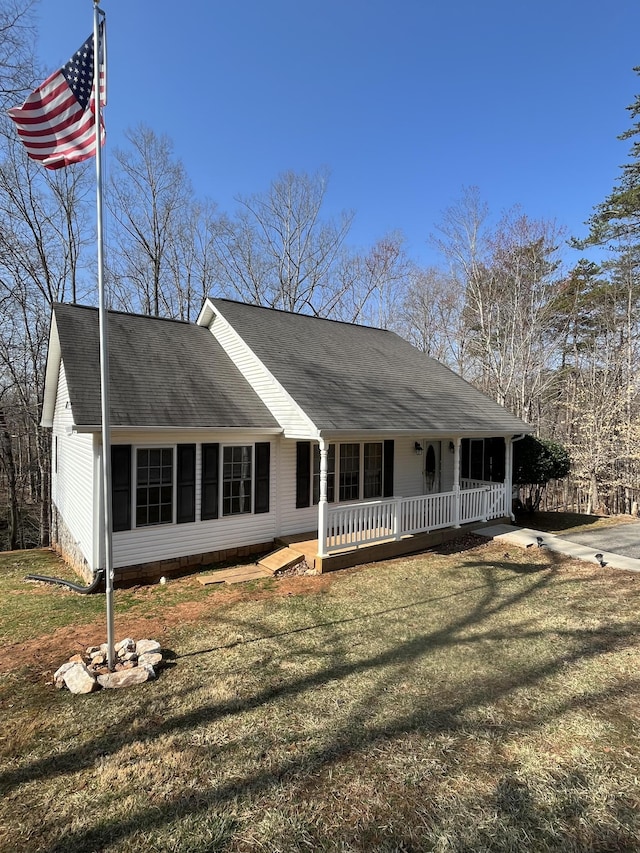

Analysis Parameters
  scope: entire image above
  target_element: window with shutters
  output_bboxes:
[298,441,392,507]
[222,445,252,515]
[339,443,360,502]
[460,438,505,483]
[135,448,173,526]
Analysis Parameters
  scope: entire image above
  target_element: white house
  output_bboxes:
[41,298,530,583]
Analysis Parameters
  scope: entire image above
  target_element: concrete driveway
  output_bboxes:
[476,521,640,572]
[555,520,640,560]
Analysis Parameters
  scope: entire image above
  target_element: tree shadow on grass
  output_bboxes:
[32,657,640,853]
[2,558,640,852]
[0,564,603,789]
[516,511,609,532]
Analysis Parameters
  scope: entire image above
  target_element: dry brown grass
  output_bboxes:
[1,537,640,851]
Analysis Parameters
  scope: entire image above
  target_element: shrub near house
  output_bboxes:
[513,435,571,512]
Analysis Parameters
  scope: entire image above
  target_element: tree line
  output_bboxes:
[1,2,639,548]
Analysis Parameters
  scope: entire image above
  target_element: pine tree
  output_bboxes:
[581,67,640,247]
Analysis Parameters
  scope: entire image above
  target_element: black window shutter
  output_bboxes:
[254,442,270,514]
[176,444,196,524]
[296,441,311,508]
[201,443,219,520]
[383,440,394,497]
[461,439,470,480]
[111,445,131,532]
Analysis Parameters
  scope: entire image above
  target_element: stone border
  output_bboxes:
[53,638,164,693]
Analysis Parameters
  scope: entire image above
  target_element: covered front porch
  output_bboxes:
[281,432,517,572]
[279,480,509,573]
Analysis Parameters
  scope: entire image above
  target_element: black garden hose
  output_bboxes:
[25,568,105,594]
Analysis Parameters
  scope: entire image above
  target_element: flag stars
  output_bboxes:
[61,33,96,108]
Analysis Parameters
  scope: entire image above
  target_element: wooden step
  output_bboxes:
[197,565,273,585]
[258,546,305,573]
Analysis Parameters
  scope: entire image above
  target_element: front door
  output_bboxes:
[423,441,441,494]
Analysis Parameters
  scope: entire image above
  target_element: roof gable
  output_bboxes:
[48,304,280,430]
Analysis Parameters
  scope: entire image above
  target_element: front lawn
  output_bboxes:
[1,537,639,852]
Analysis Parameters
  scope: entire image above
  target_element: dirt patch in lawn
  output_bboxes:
[0,571,337,676]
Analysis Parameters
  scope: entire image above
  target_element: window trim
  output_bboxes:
[221,443,254,517]
[134,445,175,528]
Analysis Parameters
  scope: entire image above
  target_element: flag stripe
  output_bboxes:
[21,121,104,157]
[13,97,85,135]
[18,113,99,149]
[6,29,105,171]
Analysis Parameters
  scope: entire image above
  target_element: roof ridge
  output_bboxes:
[53,302,195,327]
[209,296,395,334]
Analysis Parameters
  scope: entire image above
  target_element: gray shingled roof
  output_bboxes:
[53,303,280,430]
[210,298,530,435]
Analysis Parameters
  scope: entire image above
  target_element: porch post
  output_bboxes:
[505,435,513,520]
[317,437,329,558]
[453,437,461,528]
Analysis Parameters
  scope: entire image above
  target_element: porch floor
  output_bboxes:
[278,519,503,573]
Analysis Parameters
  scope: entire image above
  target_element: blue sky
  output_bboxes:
[34,0,640,269]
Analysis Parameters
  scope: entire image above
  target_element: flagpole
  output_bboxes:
[93,1,115,671]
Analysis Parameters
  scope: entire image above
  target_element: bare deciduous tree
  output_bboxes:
[0,111,93,548]
[212,168,355,315]
[107,125,194,317]
[398,266,465,368]
[0,0,37,114]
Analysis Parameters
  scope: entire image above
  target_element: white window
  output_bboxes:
[222,445,252,515]
[339,441,383,502]
[136,448,173,526]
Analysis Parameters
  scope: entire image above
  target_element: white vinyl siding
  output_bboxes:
[209,312,316,438]
[394,437,456,496]
[111,431,277,569]
[278,439,317,536]
[440,444,455,492]
[51,361,95,569]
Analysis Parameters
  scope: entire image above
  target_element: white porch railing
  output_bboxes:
[323,483,508,555]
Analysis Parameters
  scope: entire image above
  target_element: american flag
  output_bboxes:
[7,28,105,170]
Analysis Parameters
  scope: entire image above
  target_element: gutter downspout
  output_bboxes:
[26,569,105,594]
